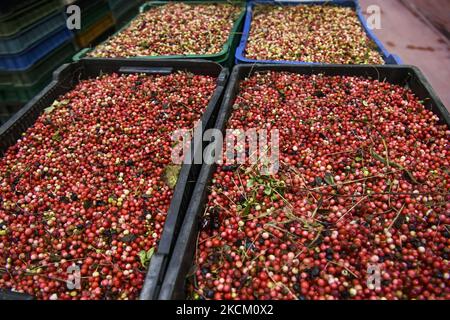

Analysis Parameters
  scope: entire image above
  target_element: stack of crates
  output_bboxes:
[108,0,141,31]
[67,0,115,48]
[0,0,78,124]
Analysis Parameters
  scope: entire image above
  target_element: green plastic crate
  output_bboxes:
[73,1,246,67]
[0,0,62,37]
[0,76,52,104]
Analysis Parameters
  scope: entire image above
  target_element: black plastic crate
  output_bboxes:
[158,64,450,300]
[0,58,229,300]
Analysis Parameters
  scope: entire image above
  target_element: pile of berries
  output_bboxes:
[0,71,216,299]
[245,5,385,64]
[89,3,241,58]
[190,71,449,300]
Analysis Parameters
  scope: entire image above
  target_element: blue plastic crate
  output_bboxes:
[236,0,402,65]
[0,11,67,55]
[0,41,78,86]
[0,27,74,71]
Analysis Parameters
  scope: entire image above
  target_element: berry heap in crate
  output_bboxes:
[88,3,241,58]
[245,5,385,64]
[190,72,449,300]
[0,72,217,300]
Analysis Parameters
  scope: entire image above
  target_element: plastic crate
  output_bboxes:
[0,58,229,300]
[235,0,402,65]
[73,1,246,67]
[62,0,104,13]
[0,27,74,71]
[75,0,112,35]
[157,63,449,299]
[0,42,77,104]
[0,0,62,38]
[0,289,34,300]
[108,0,138,13]
[0,12,67,55]
[113,4,140,31]
[75,13,115,48]
[0,114,12,126]
[0,0,44,20]
[0,102,23,116]
[60,0,77,4]
[108,0,139,23]
[0,41,77,86]
[0,0,48,21]
[0,76,52,104]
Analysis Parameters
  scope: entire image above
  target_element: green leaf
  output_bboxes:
[247,179,254,188]
[362,168,370,177]
[242,204,251,216]
[362,100,369,107]
[146,247,155,260]
[324,173,335,186]
[45,99,70,114]
[138,248,155,268]
[44,106,56,114]
[138,247,155,268]
[163,165,181,189]
[52,131,62,142]
[138,251,147,267]
[264,186,272,196]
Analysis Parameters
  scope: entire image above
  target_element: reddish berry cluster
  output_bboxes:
[89,3,241,58]
[245,5,385,64]
[190,72,449,300]
[0,72,216,300]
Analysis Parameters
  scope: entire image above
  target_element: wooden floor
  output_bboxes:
[360,0,450,110]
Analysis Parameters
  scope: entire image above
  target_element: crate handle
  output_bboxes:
[119,67,173,75]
